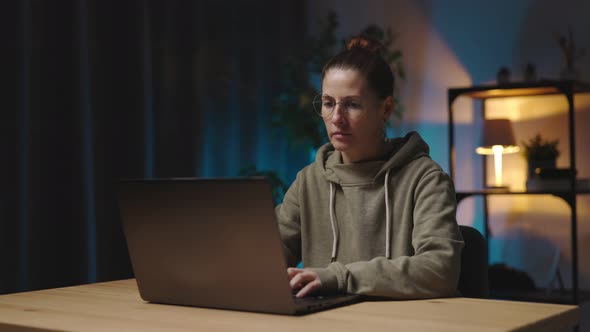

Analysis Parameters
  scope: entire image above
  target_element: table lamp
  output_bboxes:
[475,119,520,188]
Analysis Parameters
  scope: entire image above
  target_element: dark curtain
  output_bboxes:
[1,0,307,294]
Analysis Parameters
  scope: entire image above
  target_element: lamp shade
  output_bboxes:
[476,119,520,155]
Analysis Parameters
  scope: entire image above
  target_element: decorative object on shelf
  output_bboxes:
[525,167,589,191]
[521,133,560,177]
[496,67,511,85]
[535,167,575,179]
[475,119,520,188]
[524,62,536,82]
[557,26,586,80]
[526,176,590,191]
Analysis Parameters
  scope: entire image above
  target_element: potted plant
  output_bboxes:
[522,134,560,177]
[244,13,405,204]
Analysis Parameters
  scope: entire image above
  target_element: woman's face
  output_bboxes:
[321,68,392,163]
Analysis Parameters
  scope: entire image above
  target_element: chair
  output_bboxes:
[457,225,489,298]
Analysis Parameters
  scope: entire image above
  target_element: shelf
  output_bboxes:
[448,80,586,304]
[449,80,590,100]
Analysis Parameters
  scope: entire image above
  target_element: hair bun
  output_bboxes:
[346,35,384,55]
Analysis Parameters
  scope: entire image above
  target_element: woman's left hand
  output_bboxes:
[287,267,322,298]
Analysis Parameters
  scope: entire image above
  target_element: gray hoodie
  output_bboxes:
[275,131,464,298]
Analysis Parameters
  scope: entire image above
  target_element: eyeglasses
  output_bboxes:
[312,93,364,118]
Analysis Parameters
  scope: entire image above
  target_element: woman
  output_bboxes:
[276,36,464,299]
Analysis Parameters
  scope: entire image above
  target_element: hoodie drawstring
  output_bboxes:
[328,168,392,263]
[384,169,391,259]
[329,182,337,262]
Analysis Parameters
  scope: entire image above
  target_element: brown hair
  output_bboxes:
[322,36,394,99]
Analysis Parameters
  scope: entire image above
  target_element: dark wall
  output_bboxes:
[0,0,307,294]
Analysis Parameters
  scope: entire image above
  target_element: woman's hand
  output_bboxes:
[287,267,322,298]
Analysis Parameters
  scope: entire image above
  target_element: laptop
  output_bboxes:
[117,177,362,315]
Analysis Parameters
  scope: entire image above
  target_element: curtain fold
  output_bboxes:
[1,0,307,294]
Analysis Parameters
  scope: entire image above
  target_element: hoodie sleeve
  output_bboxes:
[310,170,464,298]
[274,173,302,267]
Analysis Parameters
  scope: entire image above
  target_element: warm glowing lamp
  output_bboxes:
[475,119,520,188]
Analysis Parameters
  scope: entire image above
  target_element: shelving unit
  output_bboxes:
[447,80,590,304]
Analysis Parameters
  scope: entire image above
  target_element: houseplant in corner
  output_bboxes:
[244,13,406,204]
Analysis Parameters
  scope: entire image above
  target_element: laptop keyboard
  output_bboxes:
[293,295,327,304]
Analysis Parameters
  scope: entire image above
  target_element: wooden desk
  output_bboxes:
[0,279,579,332]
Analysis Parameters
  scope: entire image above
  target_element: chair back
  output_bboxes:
[458,225,489,298]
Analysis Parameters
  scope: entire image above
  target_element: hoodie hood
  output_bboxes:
[317,131,430,185]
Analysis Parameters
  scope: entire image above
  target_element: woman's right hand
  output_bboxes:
[287,267,322,298]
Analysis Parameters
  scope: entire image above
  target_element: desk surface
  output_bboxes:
[0,279,579,332]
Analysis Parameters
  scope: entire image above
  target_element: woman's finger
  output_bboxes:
[289,270,319,290]
[295,279,322,298]
[287,267,303,279]
[289,271,308,289]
